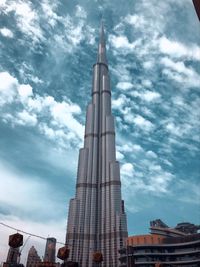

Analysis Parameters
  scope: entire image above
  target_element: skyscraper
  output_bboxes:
[44,238,56,263]
[6,247,20,264]
[26,246,41,267]
[66,23,128,267]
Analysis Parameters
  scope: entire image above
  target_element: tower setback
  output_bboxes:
[66,23,128,267]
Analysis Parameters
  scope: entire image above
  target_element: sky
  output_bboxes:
[0,0,200,264]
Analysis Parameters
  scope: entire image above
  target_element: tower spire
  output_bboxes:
[97,20,107,64]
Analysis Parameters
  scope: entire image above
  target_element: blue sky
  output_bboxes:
[0,0,200,263]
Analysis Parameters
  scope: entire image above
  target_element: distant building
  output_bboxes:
[6,247,20,264]
[26,246,41,267]
[119,220,200,267]
[2,233,24,267]
[43,238,56,263]
[149,219,200,238]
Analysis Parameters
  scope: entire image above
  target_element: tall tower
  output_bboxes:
[44,237,56,263]
[6,247,19,264]
[66,22,128,267]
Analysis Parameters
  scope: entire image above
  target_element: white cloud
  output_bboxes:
[161,57,200,88]
[17,110,37,126]
[120,158,175,213]
[159,36,200,61]
[0,71,17,89]
[116,150,124,161]
[0,72,18,105]
[53,5,93,48]
[18,63,43,85]
[124,14,146,29]
[86,25,96,45]
[2,1,44,43]
[18,84,33,99]
[109,34,141,54]
[121,163,134,177]
[148,171,174,193]
[176,179,200,205]
[138,161,174,194]
[132,90,161,102]
[143,61,154,69]
[142,107,155,118]
[112,95,128,109]
[132,115,154,131]
[162,158,173,167]
[118,143,144,153]
[50,101,83,139]
[0,27,13,38]
[142,79,152,88]
[165,121,193,139]
[132,144,144,152]
[166,122,180,135]
[0,72,84,148]
[146,150,157,158]
[1,1,92,52]
[122,104,156,131]
[75,5,87,18]
[39,123,56,139]
[158,94,200,152]
[67,23,84,46]
[52,12,95,52]
[142,91,160,102]
[116,82,133,90]
[41,0,59,27]
[111,61,134,90]
[161,57,198,75]
[109,35,133,49]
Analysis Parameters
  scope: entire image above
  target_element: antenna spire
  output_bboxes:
[97,20,107,64]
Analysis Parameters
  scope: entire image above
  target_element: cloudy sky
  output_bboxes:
[0,0,200,264]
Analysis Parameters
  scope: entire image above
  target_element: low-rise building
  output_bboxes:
[119,220,200,267]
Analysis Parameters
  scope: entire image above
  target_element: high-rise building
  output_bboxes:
[44,238,56,263]
[6,247,20,264]
[66,22,128,267]
[26,246,41,267]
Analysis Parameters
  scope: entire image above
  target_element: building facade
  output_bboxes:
[119,220,200,267]
[6,247,20,264]
[66,23,128,267]
[26,246,41,267]
[44,238,56,263]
